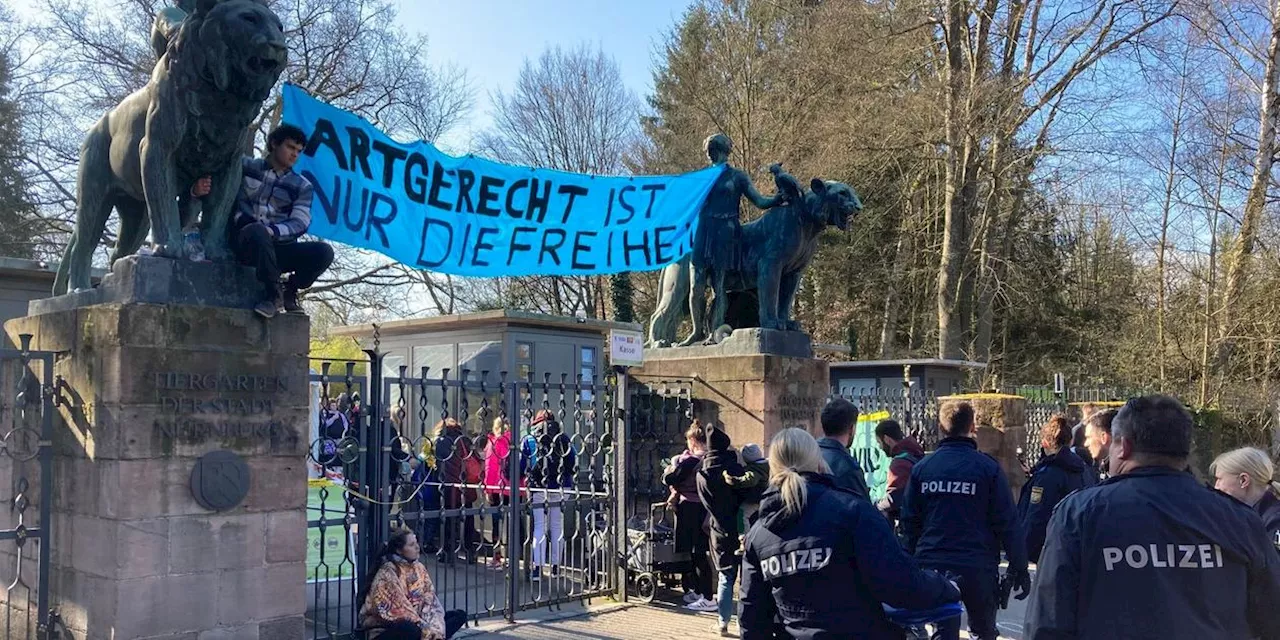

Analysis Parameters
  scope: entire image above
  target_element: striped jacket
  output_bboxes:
[235,157,313,241]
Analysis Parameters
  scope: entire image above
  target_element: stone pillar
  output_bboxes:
[4,256,309,640]
[630,329,829,450]
[940,393,1028,496]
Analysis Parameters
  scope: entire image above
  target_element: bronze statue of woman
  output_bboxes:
[680,134,785,346]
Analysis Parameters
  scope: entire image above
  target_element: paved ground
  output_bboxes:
[457,591,1030,639]
[457,603,742,639]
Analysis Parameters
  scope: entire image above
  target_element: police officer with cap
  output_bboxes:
[900,400,1029,640]
[1025,395,1280,639]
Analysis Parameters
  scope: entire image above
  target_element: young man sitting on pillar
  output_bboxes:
[231,124,334,318]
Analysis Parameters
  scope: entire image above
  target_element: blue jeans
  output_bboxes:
[717,565,738,626]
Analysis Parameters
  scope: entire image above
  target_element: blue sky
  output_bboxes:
[397,0,695,149]
[7,0,694,148]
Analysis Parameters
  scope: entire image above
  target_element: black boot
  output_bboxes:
[282,283,304,314]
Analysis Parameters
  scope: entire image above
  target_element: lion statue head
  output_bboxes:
[170,0,287,102]
[807,178,863,231]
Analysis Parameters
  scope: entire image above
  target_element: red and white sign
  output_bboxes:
[609,329,644,367]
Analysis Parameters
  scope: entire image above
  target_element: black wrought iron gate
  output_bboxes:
[305,348,624,638]
[0,335,56,639]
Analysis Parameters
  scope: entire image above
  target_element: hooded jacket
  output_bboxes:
[1017,448,1093,562]
[1024,467,1280,640]
[817,437,869,500]
[881,437,925,518]
[739,473,960,640]
[696,427,746,571]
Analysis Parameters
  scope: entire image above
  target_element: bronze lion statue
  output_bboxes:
[53,0,287,294]
[647,178,863,346]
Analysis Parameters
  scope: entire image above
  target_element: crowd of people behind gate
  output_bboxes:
[341,407,586,639]
[381,409,581,578]
[658,395,1280,640]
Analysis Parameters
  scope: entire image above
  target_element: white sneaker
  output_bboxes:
[682,591,702,604]
[685,597,718,612]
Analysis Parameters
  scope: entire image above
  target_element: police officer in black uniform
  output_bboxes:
[1025,395,1280,639]
[900,401,1028,640]
[740,428,960,639]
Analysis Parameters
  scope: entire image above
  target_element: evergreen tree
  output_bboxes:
[0,53,36,259]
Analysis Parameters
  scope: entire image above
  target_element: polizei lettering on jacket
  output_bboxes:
[920,480,977,496]
[761,547,834,580]
[1102,544,1224,571]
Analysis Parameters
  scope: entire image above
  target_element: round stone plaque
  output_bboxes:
[190,450,251,511]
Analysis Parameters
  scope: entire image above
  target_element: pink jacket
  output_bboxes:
[483,431,525,496]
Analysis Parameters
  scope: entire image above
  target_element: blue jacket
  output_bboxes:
[739,473,960,640]
[817,437,869,500]
[1256,491,1280,555]
[900,437,1027,572]
[1017,449,1093,562]
[1024,466,1280,640]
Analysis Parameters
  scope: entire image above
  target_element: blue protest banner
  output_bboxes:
[281,84,720,277]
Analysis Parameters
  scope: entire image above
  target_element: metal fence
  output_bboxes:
[0,336,56,639]
[837,388,941,451]
[1020,398,1067,467]
[625,381,693,521]
[305,352,623,639]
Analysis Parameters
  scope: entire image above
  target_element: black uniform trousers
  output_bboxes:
[923,563,998,640]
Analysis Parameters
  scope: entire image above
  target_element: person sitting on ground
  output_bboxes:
[817,397,870,499]
[233,124,335,318]
[874,419,924,526]
[1212,447,1280,553]
[359,528,467,639]
[1017,415,1093,562]
[739,428,961,640]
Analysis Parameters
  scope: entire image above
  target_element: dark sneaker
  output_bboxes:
[282,285,304,314]
[254,288,282,319]
[253,298,278,318]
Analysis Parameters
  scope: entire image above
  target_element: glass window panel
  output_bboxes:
[458,341,502,381]
[412,344,455,376]
[580,366,596,403]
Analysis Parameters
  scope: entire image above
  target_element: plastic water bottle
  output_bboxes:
[183,227,206,262]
